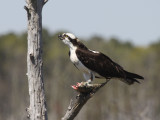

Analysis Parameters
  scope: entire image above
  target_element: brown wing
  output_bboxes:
[76,49,126,79]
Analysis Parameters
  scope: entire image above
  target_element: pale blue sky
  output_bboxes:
[0,0,160,46]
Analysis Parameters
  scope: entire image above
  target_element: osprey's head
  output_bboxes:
[58,33,88,49]
[58,33,79,47]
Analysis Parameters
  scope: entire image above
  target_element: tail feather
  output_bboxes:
[120,78,139,85]
[121,71,144,85]
[125,71,144,79]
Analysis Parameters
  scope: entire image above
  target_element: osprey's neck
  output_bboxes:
[69,45,77,51]
[77,42,88,50]
[68,42,88,51]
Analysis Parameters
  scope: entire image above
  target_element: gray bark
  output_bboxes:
[62,81,109,120]
[25,0,48,119]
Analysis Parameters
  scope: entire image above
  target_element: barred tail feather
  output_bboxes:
[121,71,144,85]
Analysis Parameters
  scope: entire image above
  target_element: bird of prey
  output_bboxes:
[58,33,144,87]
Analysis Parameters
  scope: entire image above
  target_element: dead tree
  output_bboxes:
[62,80,110,120]
[24,0,48,119]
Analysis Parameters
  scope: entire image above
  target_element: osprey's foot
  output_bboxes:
[71,82,103,93]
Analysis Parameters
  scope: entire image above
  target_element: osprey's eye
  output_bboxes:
[64,34,69,38]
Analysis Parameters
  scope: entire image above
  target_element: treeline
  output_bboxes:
[0,29,160,120]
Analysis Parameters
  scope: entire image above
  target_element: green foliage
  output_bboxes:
[0,29,160,120]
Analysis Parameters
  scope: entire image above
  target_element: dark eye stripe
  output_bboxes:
[68,37,77,42]
[64,34,71,39]
[64,34,67,37]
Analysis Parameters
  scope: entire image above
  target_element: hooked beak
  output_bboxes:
[58,34,64,40]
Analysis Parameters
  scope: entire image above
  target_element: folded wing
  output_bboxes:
[76,49,144,85]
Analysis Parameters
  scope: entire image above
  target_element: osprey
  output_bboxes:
[58,33,144,85]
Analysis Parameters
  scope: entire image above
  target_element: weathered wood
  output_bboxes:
[62,80,110,120]
[25,0,48,119]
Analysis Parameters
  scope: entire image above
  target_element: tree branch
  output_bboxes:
[62,80,110,120]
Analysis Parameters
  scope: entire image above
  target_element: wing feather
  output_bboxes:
[76,49,125,78]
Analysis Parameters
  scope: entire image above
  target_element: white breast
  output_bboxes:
[70,47,89,73]
[70,47,79,64]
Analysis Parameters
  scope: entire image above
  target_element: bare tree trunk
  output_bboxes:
[24,0,48,119]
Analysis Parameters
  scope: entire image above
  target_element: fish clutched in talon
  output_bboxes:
[71,85,77,90]
[77,82,81,86]
[71,82,82,90]
[71,82,97,93]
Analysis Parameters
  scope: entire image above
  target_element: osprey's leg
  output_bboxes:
[89,72,95,83]
[83,72,95,84]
